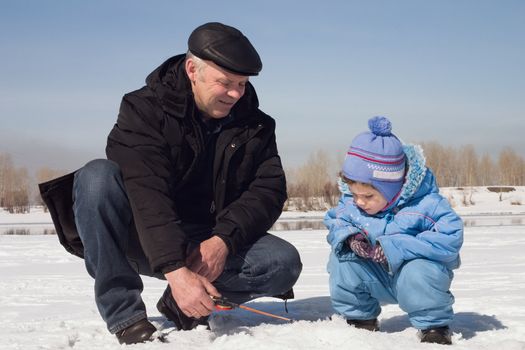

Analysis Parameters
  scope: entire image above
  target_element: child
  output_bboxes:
[324,116,463,345]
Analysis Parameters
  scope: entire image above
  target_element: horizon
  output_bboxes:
[1,1,524,173]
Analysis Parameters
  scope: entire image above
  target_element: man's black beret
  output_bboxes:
[188,22,262,76]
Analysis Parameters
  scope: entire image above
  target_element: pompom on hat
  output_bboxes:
[342,116,406,203]
[188,22,262,76]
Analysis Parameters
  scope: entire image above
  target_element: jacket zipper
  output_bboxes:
[213,123,265,213]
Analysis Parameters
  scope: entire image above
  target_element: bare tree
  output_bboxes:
[0,152,35,212]
[1,165,30,213]
[498,147,522,185]
[458,145,478,187]
[322,181,339,207]
[478,153,495,186]
[0,153,11,207]
[420,142,442,182]
[421,142,459,187]
[286,150,337,210]
[515,153,524,186]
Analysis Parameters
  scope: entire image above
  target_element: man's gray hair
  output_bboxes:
[186,50,206,72]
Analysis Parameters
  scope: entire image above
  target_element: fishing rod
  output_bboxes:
[211,296,293,322]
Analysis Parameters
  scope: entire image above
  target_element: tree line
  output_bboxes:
[0,153,66,213]
[1,144,524,213]
[286,144,525,211]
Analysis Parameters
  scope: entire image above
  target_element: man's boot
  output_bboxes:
[156,285,209,330]
[115,318,157,344]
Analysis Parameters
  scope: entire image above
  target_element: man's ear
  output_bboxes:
[185,58,197,82]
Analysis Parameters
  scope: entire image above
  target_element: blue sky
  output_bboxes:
[1,0,524,173]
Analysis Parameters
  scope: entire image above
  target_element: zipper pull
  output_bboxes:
[210,200,216,214]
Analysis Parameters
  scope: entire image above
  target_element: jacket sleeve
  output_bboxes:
[213,123,287,253]
[378,196,464,275]
[106,93,187,273]
[324,195,361,261]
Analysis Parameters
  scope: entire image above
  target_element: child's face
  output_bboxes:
[348,182,388,215]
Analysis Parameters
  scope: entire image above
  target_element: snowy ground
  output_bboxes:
[1,187,525,349]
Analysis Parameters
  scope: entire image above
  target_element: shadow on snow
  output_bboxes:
[153,297,505,341]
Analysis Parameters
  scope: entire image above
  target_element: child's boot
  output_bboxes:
[346,318,379,331]
[420,326,452,345]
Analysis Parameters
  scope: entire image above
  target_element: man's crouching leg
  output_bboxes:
[73,159,157,344]
[214,233,303,304]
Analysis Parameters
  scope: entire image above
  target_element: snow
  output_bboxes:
[440,187,525,216]
[1,187,525,349]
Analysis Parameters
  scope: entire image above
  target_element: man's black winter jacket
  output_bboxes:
[105,54,287,273]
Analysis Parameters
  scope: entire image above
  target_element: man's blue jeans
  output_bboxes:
[73,159,302,334]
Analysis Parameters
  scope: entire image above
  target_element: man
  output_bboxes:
[39,22,302,344]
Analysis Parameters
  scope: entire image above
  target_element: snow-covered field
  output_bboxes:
[1,187,524,349]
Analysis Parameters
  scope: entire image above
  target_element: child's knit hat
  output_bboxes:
[342,116,406,202]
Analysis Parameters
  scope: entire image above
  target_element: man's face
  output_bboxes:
[348,182,387,215]
[186,58,249,119]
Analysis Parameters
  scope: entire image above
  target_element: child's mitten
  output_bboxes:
[348,233,372,258]
[348,234,388,266]
[371,244,387,264]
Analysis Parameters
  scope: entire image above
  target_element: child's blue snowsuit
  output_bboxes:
[325,145,463,330]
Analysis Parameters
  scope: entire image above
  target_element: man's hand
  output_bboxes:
[186,235,229,282]
[164,267,220,318]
